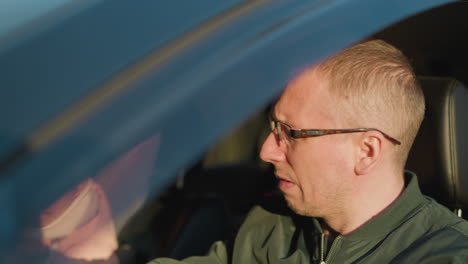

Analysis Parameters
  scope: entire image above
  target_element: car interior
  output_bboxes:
[40,2,467,264]
[115,78,468,263]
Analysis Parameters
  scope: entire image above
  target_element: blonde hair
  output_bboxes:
[315,40,425,168]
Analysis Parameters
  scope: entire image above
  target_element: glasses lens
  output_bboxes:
[269,117,291,142]
[270,119,276,133]
[278,122,290,141]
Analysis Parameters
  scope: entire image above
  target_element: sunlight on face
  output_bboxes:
[260,69,355,217]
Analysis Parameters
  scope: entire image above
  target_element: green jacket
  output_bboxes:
[149,172,468,263]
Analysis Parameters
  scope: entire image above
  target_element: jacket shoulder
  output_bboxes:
[423,197,468,232]
[390,199,468,263]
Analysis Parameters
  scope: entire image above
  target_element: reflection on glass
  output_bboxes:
[40,178,118,261]
[10,135,160,264]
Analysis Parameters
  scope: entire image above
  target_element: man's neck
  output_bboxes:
[322,173,405,235]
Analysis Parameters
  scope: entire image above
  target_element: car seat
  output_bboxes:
[406,77,468,218]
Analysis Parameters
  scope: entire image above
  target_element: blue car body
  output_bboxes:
[0,0,455,261]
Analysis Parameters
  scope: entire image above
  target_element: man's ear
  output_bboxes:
[354,131,383,175]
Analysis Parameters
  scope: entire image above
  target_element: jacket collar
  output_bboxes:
[340,171,427,240]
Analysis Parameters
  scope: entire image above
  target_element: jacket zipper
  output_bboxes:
[320,233,325,264]
[322,236,342,264]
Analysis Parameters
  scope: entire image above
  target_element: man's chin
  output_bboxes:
[284,197,317,217]
[284,197,305,216]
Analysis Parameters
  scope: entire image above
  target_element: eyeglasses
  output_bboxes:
[269,115,401,145]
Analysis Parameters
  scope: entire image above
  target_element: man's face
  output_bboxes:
[260,69,355,217]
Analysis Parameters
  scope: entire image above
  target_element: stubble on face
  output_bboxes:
[271,69,353,218]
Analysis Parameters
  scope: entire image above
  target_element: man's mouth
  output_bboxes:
[276,175,295,190]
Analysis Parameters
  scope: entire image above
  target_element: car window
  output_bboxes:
[3,0,463,263]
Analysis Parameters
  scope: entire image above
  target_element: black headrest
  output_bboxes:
[406,77,468,211]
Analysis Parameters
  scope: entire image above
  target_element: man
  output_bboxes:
[150,40,468,263]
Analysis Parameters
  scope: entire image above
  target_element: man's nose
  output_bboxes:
[259,132,286,164]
